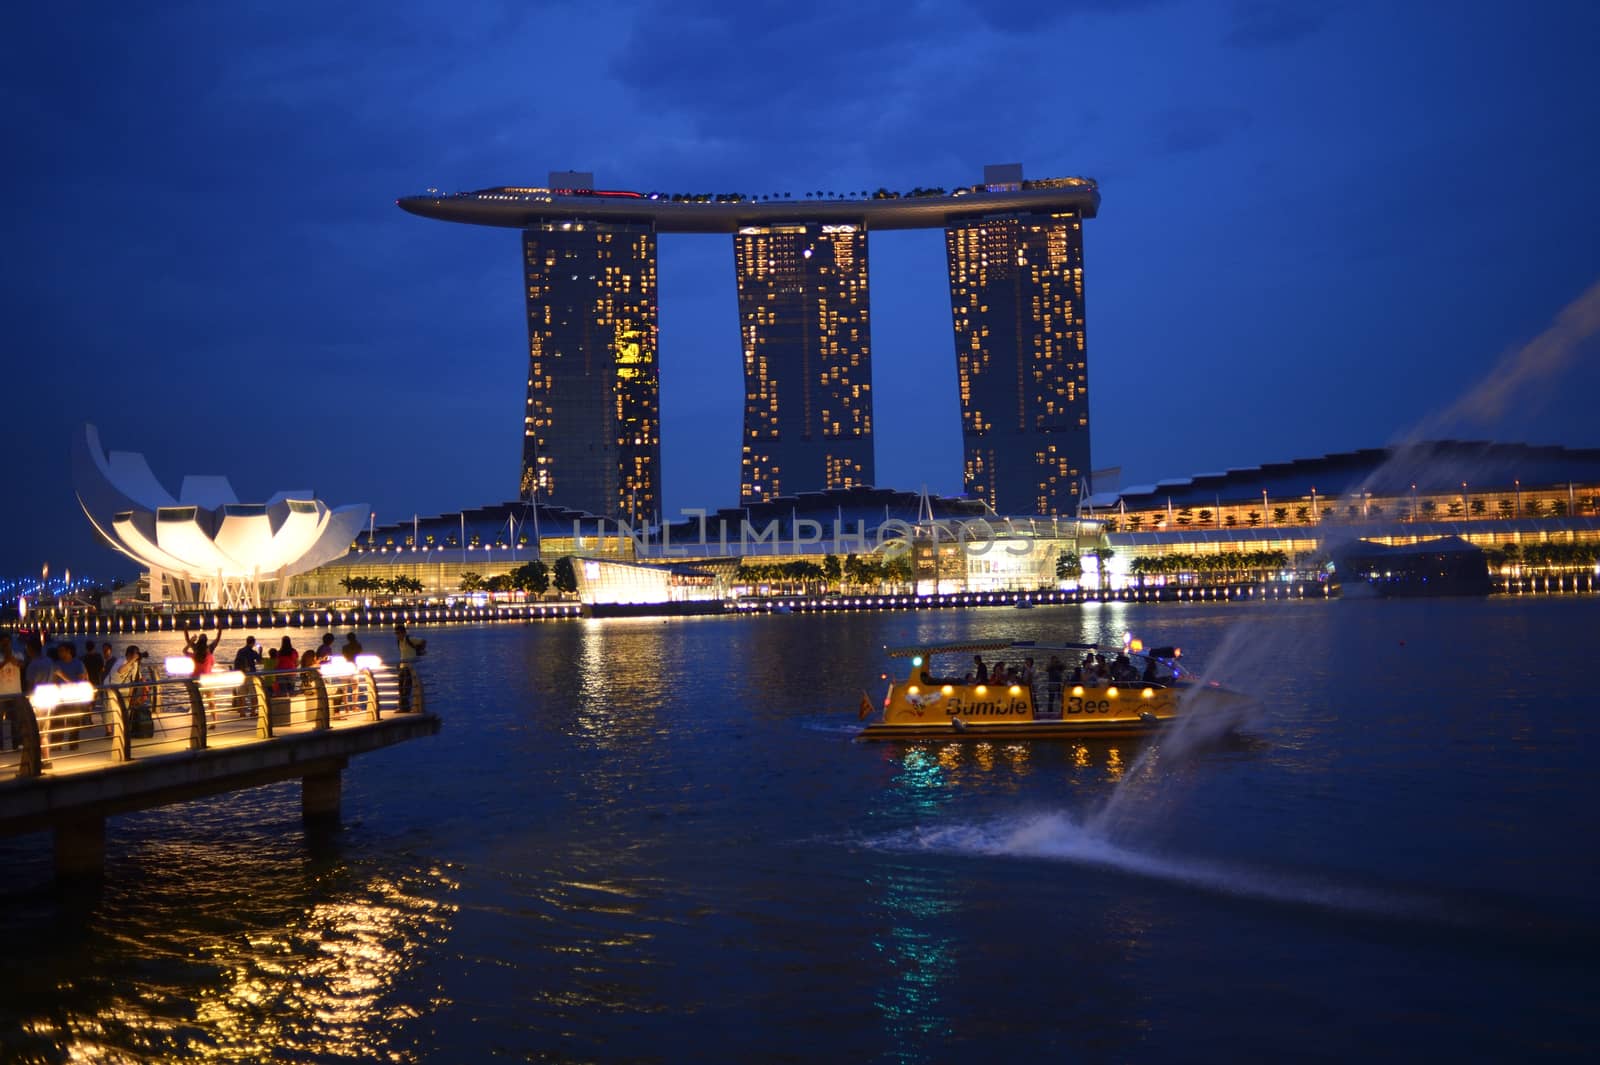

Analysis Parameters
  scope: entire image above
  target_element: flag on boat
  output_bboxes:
[858,691,875,720]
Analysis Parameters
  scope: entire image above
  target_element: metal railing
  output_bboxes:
[0,663,426,781]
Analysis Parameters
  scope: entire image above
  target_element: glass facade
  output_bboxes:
[735,223,874,503]
[520,221,660,526]
[945,210,1089,516]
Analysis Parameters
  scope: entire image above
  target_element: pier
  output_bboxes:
[0,662,439,878]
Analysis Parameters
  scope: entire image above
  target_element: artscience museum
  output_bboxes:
[72,424,367,609]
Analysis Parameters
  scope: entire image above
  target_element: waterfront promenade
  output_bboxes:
[0,662,439,877]
[25,567,1595,634]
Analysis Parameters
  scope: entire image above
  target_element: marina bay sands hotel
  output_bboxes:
[398,164,1098,525]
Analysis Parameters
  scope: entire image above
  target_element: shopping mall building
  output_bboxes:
[277,441,1600,607]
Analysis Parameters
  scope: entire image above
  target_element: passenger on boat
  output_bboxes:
[1045,656,1065,710]
[973,655,989,683]
[1110,654,1138,683]
[1141,658,1168,685]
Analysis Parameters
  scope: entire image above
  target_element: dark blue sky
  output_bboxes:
[4,0,1597,580]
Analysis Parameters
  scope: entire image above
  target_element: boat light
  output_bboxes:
[354,654,384,671]
[1130,638,1144,653]
[975,685,987,695]
[941,685,953,695]
[165,656,195,677]
[908,686,919,695]
[1071,685,1084,697]
[911,655,923,667]
[1142,687,1155,699]
[1106,686,1119,698]
[1009,685,1021,696]
[199,670,245,689]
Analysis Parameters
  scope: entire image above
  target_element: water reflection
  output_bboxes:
[0,831,458,1061]
[871,863,959,1059]
[186,870,458,1061]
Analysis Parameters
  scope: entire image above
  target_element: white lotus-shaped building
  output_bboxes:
[73,424,367,608]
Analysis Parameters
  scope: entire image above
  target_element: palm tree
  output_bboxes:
[1055,552,1081,582]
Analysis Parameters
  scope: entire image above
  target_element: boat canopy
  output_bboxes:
[887,639,1101,658]
[885,639,1183,660]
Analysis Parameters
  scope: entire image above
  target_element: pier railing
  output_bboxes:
[1,662,426,782]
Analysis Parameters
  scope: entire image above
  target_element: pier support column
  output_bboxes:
[302,761,346,826]
[55,817,106,879]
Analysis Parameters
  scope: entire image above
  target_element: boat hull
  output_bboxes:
[857,717,1168,741]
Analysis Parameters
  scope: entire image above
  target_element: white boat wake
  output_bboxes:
[862,811,1440,921]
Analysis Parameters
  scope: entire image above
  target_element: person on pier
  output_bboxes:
[182,625,222,676]
[81,640,106,736]
[273,637,299,694]
[22,639,55,761]
[50,643,89,750]
[115,646,155,739]
[183,625,222,723]
[0,637,23,752]
[231,636,262,718]
[395,624,425,712]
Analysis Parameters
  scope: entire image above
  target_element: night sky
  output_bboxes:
[4,0,1597,581]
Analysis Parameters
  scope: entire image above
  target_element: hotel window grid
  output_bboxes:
[945,210,1089,515]
[520,220,660,526]
[735,223,875,503]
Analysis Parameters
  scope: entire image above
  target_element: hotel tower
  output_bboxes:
[945,166,1090,515]
[516,174,659,526]
[734,222,873,502]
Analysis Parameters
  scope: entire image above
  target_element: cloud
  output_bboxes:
[1148,105,1252,156]
[1224,0,1330,47]
[962,0,1176,34]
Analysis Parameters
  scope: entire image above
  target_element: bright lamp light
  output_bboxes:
[165,656,195,677]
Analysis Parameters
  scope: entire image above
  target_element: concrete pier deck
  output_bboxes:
[0,664,440,877]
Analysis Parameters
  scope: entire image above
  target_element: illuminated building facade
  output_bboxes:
[735,223,873,502]
[520,217,659,526]
[946,185,1089,516]
[401,165,1102,519]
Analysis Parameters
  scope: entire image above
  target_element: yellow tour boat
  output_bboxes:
[856,637,1250,741]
